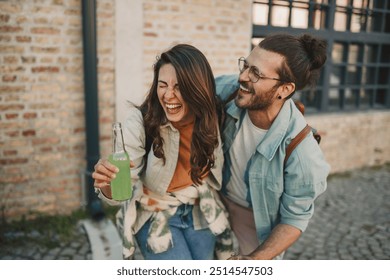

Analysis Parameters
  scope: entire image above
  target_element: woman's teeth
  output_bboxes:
[166,103,181,109]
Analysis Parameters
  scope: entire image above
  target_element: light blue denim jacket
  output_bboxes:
[216,75,330,242]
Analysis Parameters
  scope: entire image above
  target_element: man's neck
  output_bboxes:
[247,103,283,130]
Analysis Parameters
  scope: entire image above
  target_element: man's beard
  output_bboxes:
[235,84,278,110]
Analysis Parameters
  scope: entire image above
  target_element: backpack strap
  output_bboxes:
[294,100,305,115]
[284,124,312,166]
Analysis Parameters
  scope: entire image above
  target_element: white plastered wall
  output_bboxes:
[115,0,145,123]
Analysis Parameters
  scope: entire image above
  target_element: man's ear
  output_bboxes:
[280,82,296,99]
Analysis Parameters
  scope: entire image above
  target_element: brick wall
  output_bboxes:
[0,0,115,220]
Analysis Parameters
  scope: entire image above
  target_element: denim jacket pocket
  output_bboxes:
[264,177,284,216]
[249,175,282,227]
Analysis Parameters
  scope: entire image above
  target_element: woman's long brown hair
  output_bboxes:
[140,44,221,185]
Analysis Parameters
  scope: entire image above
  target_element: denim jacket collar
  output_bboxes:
[226,99,293,162]
[226,101,245,129]
[257,100,292,161]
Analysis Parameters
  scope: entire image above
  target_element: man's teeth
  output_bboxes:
[166,103,181,109]
[240,84,250,92]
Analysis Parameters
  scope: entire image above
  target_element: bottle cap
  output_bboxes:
[112,122,122,130]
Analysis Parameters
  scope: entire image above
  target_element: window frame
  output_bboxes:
[252,0,390,112]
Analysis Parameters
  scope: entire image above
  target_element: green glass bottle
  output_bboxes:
[108,122,132,201]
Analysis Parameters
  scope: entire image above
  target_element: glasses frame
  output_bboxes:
[238,57,285,84]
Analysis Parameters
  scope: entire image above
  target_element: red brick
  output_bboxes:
[31,46,60,53]
[0,34,11,42]
[4,150,17,156]
[2,75,16,82]
[40,146,53,153]
[0,25,23,33]
[100,135,110,141]
[0,45,24,54]
[3,56,19,64]
[1,176,28,184]
[52,0,65,6]
[73,127,85,133]
[0,14,10,23]
[5,113,18,119]
[0,85,24,93]
[64,9,80,16]
[31,66,60,73]
[5,131,19,137]
[32,137,61,145]
[21,56,36,63]
[57,146,70,152]
[144,32,158,37]
[23,112,37,119]
[22,130,36,137]
[31,27,61,35]
[16,36,32,43]
[0,104,24,111]
[0,158,28,165]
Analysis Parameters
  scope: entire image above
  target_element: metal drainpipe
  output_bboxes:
[81,0,105,220]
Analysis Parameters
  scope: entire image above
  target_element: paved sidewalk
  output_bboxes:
[1,164,389,260]
[285,163,390,260]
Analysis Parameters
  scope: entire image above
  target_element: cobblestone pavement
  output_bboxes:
[285,163,390,260]
[1,164,389,260]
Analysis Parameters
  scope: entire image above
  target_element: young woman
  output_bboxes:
[92,44,232,260]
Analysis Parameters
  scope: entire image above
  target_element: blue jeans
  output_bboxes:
[135,204,216,260]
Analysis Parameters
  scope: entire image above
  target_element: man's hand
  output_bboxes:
[247,224,301,260]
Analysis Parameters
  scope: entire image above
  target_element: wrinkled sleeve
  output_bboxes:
[280,136,330,232]
[122,107,147,181]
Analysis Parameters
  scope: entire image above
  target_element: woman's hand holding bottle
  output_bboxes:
[92,159,135,199]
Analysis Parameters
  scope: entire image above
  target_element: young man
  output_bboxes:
[216,33,330,260]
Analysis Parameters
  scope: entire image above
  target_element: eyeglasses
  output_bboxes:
[238,57,284,84]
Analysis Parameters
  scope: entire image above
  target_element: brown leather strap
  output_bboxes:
[284,124,312,166]
[294,100,305,115]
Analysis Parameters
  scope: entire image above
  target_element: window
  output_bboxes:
[252,0,390,112]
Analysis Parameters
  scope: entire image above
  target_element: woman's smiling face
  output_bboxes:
[157,63,194,125]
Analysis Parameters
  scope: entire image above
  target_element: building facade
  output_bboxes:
[0,0,389,220]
